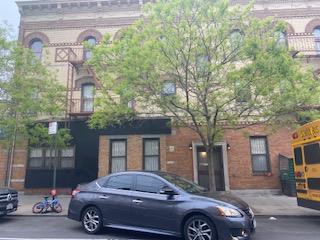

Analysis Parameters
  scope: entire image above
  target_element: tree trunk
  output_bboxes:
[6,126,17,188]
[206,144,216,192]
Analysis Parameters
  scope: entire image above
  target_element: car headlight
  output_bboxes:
[217,206,242,218]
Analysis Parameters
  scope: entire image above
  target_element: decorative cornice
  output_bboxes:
[253,8,320,19]
[21,16,140,31]
[17,0,147,16]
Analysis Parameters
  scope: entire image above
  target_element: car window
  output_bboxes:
[157,172,206,194]
[135,175,166,194]
[104,175,133,190]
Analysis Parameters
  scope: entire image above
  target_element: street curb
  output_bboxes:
[9,214,67,217]
[254,215,320,218]
[9,214,319,218]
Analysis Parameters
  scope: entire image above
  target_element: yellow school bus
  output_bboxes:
[292,120,320,210]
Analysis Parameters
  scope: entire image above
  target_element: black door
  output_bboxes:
[130,175,179,233]
[197,146,225,191]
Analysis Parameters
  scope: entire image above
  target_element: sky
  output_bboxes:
[0,0,21,37]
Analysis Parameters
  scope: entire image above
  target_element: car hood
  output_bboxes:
[0,188,18,195]
[193,191,249,210]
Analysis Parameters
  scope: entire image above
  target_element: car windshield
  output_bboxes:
[157,172,206,194]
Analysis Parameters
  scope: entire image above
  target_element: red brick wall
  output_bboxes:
[0,124,293,192]
[0,149,8,187]
[166,128,200,181]
[0,143,28,190]
[224,125,293,189]
[98,135,167,176]
[165,125,293,190]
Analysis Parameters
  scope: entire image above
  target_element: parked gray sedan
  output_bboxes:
[68,171,255,240]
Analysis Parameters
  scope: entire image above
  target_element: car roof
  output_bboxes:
[107,171,165,177]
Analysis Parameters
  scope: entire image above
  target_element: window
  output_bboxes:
[135,175,166,194]
[275,31,287,48]
[61,147,75,168]
[235,80,251,103]
[81,84,94,112]
[143,139,160,171]
[28,147,75,169]
[84,36,97,60]
[44,149,56,168]
[105,175,133,190]
[313,26,320,51]
[162,82,176,96]
[29,38,43,59]
[29,148,44,168]
[230,30,243,50]
[304,143,320,165]
[294,147,303,166]
[250,137,270,173]
[127,99,136,109]
[110,140,127,173]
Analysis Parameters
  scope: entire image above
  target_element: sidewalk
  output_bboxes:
[13,194,71,216]
[12,192,320,217]
[234,190,320,217]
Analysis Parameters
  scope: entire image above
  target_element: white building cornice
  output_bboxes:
[16,0,149,16]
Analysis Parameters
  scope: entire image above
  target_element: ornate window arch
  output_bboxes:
[23,32,50,47]
[305,19,320,33]
[77,29,103,43]
[286,22,295,35]
[113,28,126,41]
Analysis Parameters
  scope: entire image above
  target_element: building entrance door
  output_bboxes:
[197,146,225,191]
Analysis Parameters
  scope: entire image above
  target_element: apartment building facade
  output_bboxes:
[2,0,320,193]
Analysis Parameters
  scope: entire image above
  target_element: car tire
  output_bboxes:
[81,206,103,234]
[183,215,217,240]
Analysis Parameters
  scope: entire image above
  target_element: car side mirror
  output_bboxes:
[160,186,176,196]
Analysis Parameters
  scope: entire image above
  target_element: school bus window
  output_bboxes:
[304,143,320,165]
[294,147,303,165]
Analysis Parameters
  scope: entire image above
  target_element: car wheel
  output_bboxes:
[81,206,103,234]
[183,215,217,240]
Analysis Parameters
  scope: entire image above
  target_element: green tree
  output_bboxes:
[0,26,67,187]
[89,0,320,191]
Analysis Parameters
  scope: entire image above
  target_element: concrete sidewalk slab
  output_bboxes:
[13,194,71,216]
[235,192,320,216]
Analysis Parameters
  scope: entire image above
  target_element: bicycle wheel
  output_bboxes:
[32,202,44,214]
[51,203,62,213]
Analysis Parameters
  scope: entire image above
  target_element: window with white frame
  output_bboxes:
[143,138,160,171]
[110,140,127,173]
[250,137,270,173]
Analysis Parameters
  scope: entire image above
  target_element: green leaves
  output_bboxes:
[89,0,320,143]
[0,25,66,145]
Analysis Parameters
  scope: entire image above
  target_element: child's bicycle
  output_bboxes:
[32,191,62,214]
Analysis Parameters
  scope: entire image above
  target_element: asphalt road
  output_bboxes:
[0,216,319,240]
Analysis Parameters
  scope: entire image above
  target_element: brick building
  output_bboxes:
[2,0,320,193]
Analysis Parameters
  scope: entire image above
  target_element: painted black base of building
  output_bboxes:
[24,118,171,189]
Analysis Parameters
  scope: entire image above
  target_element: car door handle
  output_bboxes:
[132,199,143,204]
[99,195,110,200]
